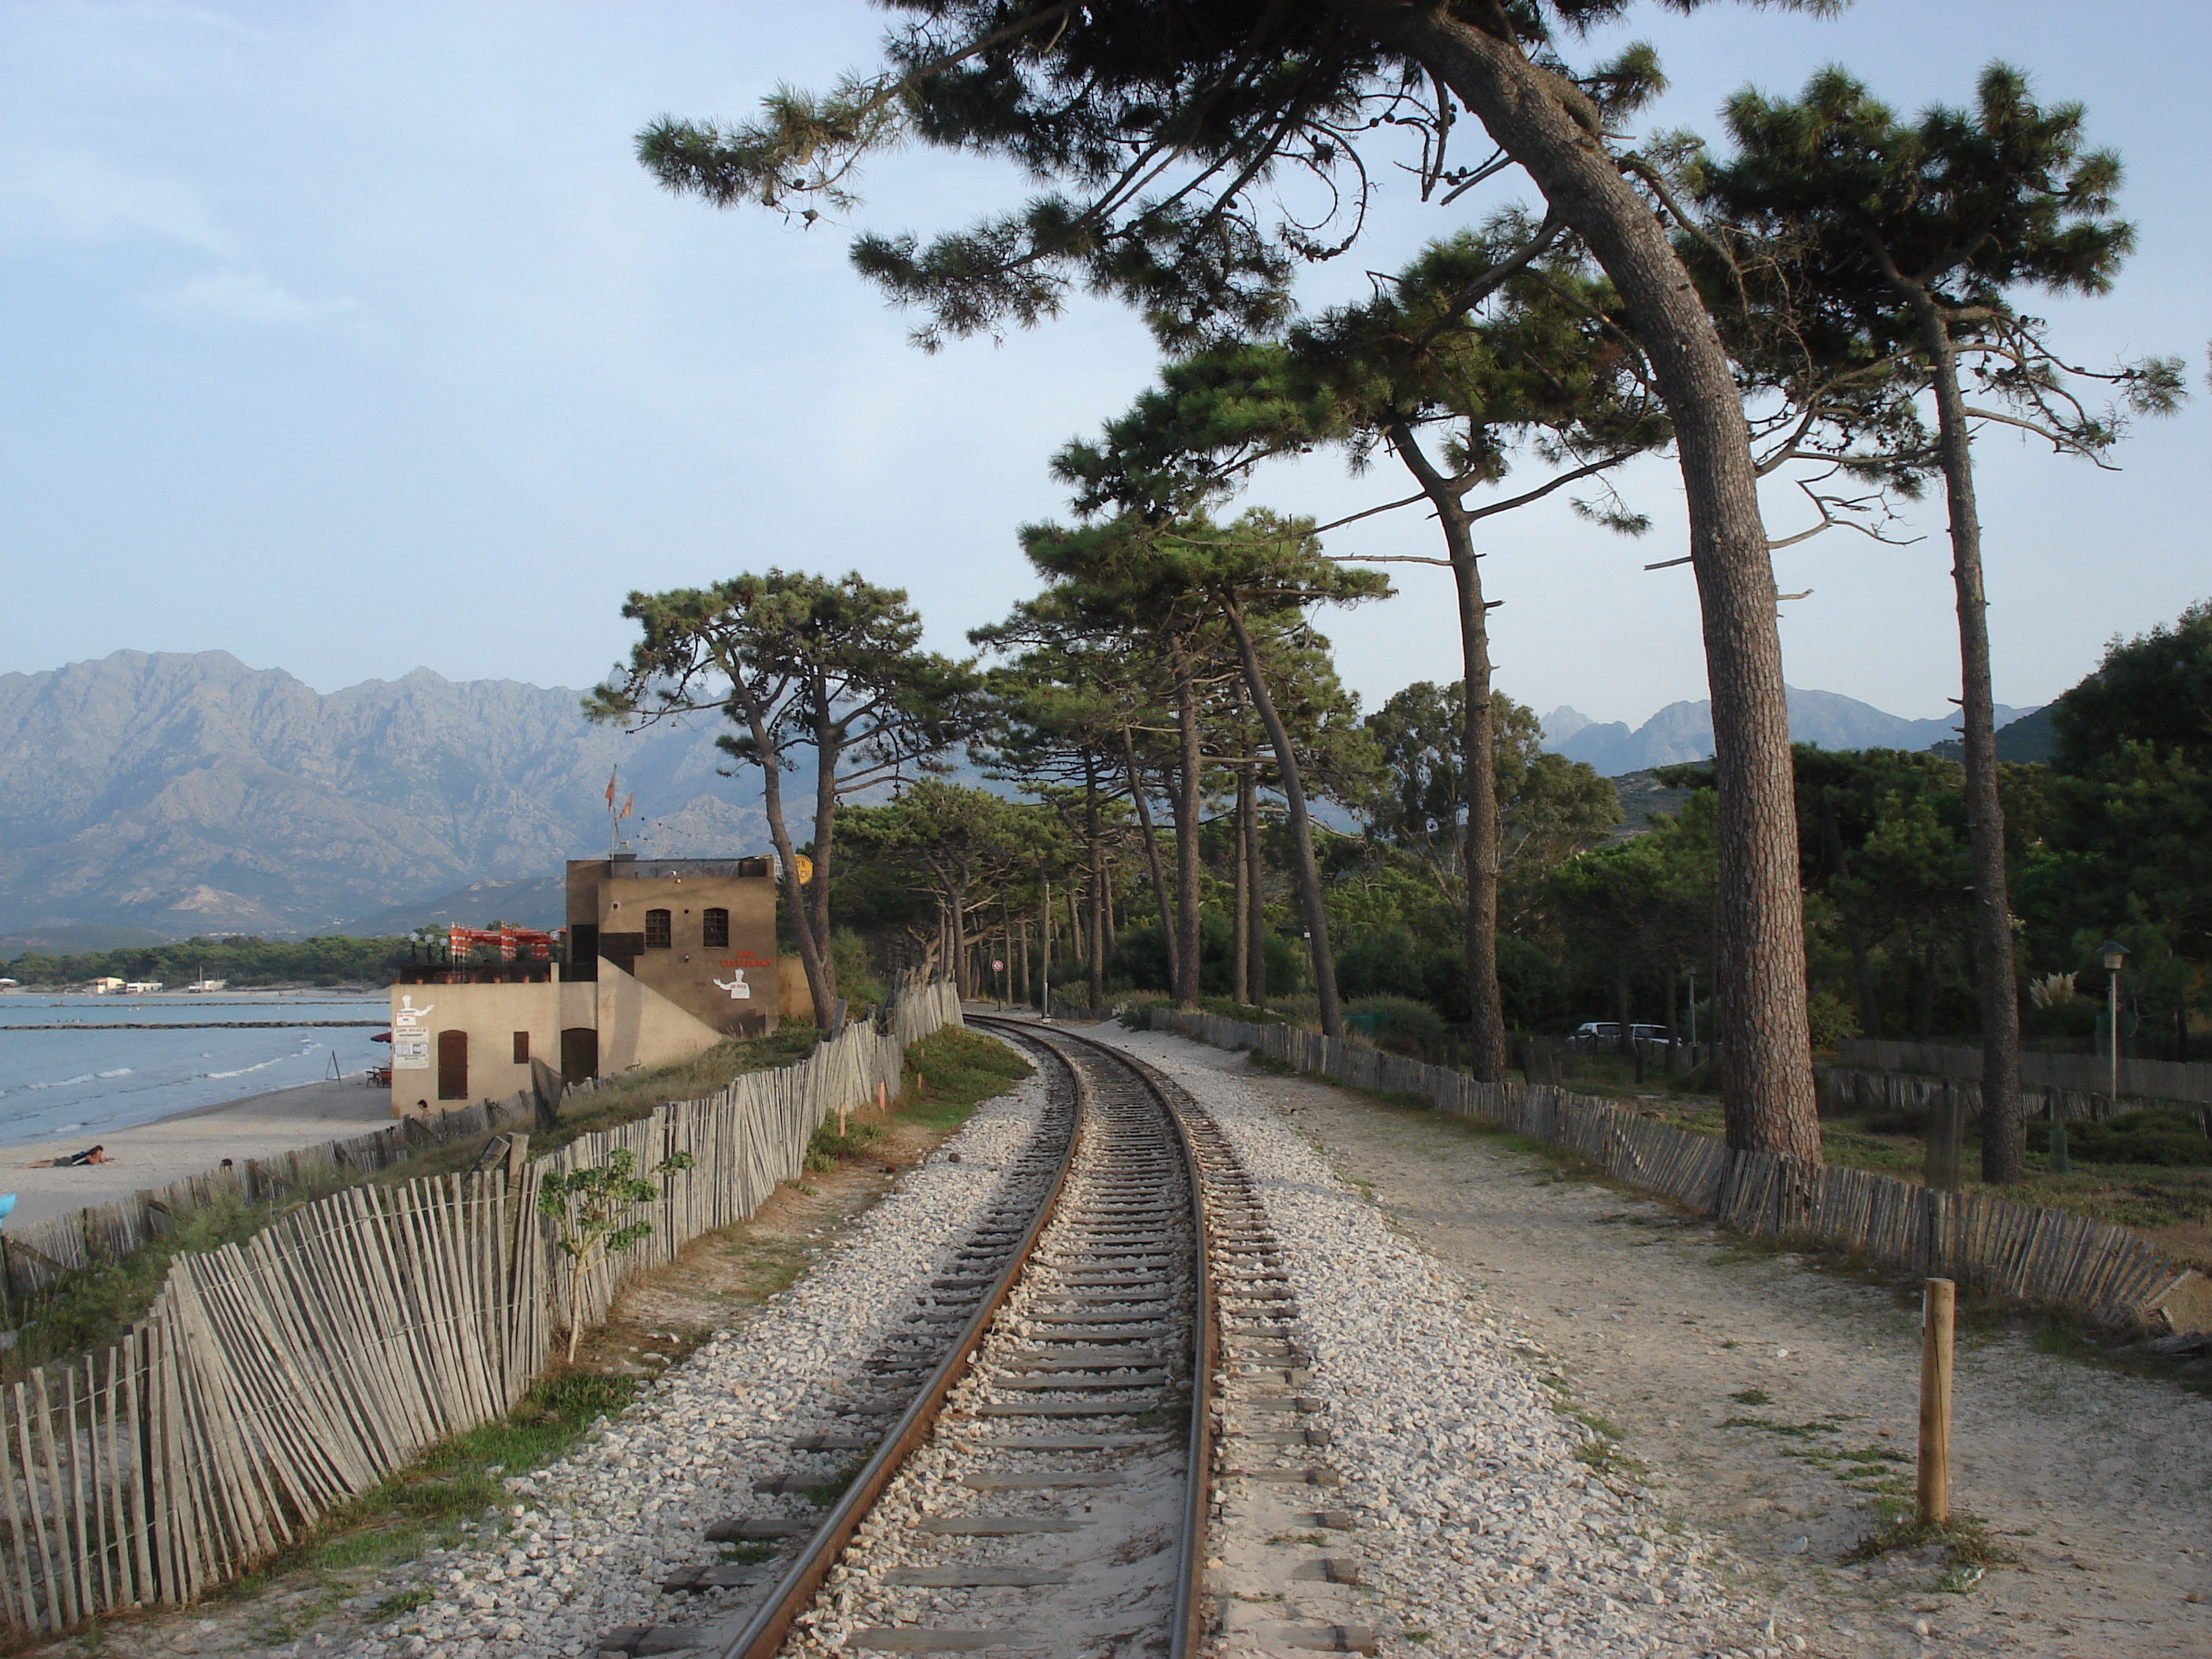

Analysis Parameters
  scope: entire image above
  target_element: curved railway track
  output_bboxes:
[598,1017,1331,1659]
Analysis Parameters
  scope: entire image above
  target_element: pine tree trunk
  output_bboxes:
[1913,307,2024,1184]
[1247,787,1268,1012]
[1232,763,1253,1004]
[807,688,840,1005]
[1221,601,1342,1040]
[1120,726,1179,994]
[1385,423,1510,1080]
[1085,761,1107,1013]
[1357,2,1821,1159]
[748,705,834,1028]
[1167,635,1205,1010]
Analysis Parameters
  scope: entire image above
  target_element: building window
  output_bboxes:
[512,1031,530,1064]
[645,909,672,950]
[701,907,730,948]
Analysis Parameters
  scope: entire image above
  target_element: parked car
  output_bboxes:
[1567,1020,1672,1050]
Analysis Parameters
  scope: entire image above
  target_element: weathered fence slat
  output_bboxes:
[1152,1007,2192,1335]
[0,976,963,1635]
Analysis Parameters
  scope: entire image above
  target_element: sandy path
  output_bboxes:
[0,1077,392,1229]
[1152,1034,2212,1658]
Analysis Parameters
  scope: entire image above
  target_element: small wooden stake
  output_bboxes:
[1917,1276,1954,1525]
[877,1082,887,1114]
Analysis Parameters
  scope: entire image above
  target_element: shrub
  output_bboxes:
[2031,1108,2212,1166]
[1343,994,1445,1053]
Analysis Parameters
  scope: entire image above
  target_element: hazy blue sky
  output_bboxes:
[4,1,2205,729]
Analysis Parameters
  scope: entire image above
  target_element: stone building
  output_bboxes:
[387,852,780,1115]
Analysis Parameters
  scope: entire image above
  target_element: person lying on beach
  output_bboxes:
[23,1144,113,1168]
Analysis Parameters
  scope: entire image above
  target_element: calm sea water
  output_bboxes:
[0,994,390,1144]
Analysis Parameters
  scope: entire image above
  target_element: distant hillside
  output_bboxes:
[0,650,764,936]
[1926,705,2055,764]
[339,876,569,936]
[1542,687,2042,775]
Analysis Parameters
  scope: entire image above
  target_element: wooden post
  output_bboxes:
[1917,1276,1954,1525]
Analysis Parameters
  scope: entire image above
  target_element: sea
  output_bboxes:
[0,993,390,1146]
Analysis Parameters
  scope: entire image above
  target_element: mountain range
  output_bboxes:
[0,650,760,938]
[1540,687,2044,775]
[0,650,2057,943]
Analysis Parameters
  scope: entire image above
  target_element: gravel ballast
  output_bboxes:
[340,1024,1789,1659]
[345,1070,1054,1659]
[1096,1025,1787,1659]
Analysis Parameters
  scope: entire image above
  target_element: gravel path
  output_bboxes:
[1091,1026,1781,1659]
[342,1068,1056,1659]
[1120,1026,2212,1659]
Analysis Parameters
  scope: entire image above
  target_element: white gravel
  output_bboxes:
[342,1070,1055,1659]
[1096,1026,1786,1659]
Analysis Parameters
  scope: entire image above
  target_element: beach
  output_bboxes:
[0,1073,392,1230]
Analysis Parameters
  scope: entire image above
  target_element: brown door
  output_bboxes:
[437,1029,469,1101]
[559,1026,598,1084]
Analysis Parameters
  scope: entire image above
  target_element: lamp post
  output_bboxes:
[2099,940,2130,1104]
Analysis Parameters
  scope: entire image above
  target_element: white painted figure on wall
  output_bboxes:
[712,971,752,1000]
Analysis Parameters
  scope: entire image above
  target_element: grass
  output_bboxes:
[214,1368,641,1606]
[1843,1511,2016,1573]
[895,1026,1035,1133]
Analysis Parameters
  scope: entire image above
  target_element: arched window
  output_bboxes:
[701,907,730,948]
[644,909,672,950]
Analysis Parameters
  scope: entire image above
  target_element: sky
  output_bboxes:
[3,0,2207,731]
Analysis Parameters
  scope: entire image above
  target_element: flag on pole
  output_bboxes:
[605,771,618,808]
[621,793,634,819]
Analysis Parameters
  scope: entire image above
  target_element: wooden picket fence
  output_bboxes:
[1148,1008,2195,1331]
[1838,1037,2212,1108]
[1817,1065,2212,1136]
[0,979,961,1635]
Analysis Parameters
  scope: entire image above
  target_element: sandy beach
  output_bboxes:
[0,1075,393,1230]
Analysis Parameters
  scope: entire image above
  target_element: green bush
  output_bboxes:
[1806,985,1862,1052]
[2031,1108,2212,1166]
[1343,994,1445,1053]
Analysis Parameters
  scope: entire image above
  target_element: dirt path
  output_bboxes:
[1153,1035,2212,1658]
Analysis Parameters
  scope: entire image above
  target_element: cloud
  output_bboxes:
[0,148,231,255]
[145,269,354,326]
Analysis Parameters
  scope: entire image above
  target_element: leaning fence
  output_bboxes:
[1837,1037,2212,1108]
[1146,1007,2196,1335]
[1820,1065,2212,1139]
[0,977,961,1635]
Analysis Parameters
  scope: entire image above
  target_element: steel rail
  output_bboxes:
[969,1016,1219,1659]
[712,1026,1083,1659]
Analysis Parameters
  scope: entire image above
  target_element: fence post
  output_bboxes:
[1917,1277,1955,1525]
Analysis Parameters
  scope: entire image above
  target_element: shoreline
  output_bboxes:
[0,1072,393,1232]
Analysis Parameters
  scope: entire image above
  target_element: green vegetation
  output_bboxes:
[1844,1511,2015,1573]
[217,1369,639,1602]
[540,1147,699,1361]
[896,1026,1035,1134]
[1,934,408,988]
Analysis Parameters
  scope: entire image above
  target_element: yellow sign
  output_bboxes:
[789,853,815,886]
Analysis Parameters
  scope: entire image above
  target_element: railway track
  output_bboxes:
[599,1016,1345,1659]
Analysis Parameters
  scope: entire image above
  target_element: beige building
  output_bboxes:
[389,853,780,1116]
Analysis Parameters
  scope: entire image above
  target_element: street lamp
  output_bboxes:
[2097,940,2130,1104]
